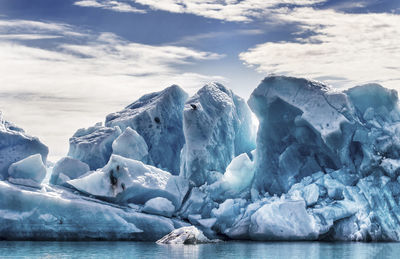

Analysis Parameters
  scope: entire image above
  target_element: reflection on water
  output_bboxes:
[0,241,397,259]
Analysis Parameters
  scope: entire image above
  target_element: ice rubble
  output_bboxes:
[0,113,48,180]
[3,77,400,242]
[180,82,256,186]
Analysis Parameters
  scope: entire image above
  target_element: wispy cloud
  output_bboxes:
[239,7,400,89]
[136,0,327,22]
[0,19,224,158]
[0,19,87,37]
[0,34,62,40]
[171,29,264,45]
[74,0,146,13]
[72,0,326,22]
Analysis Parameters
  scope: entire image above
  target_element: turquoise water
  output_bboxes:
[0,241,398,259]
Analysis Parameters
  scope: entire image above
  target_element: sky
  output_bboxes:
[0,0,399,160]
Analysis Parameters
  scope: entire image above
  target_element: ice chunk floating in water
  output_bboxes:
[156,226,215,244]
[3,77,400,242]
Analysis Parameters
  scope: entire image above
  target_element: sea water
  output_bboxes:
[0,241,397,258]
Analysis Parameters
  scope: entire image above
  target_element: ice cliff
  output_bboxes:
[2,76,400,242]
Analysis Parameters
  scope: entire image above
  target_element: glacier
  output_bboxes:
[2,76,400,242]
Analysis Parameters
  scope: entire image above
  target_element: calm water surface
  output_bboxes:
[0,241,397,259]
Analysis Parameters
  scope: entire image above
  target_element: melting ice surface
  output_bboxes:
[2,76,400,242]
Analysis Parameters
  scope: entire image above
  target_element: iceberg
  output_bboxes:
[3,76,400,242]
[8,154,46,188]
[242,76,400,241]
[49,157,90,186]
[173,76,400,242]
[68,123,122,170]
[180,83,256,186]
[0,112,48,180]
[105,85,188,175]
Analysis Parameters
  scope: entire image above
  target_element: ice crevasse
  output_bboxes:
[2,76,400,242]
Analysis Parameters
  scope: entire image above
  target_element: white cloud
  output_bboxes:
[170,28,264,45]
[0,19,224,158]
[0,19,86,37]
[74,0,146,13]
[239,7,400,89]
[0,34,62,40]
[72,0,325,21]
[134,0,326,21]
